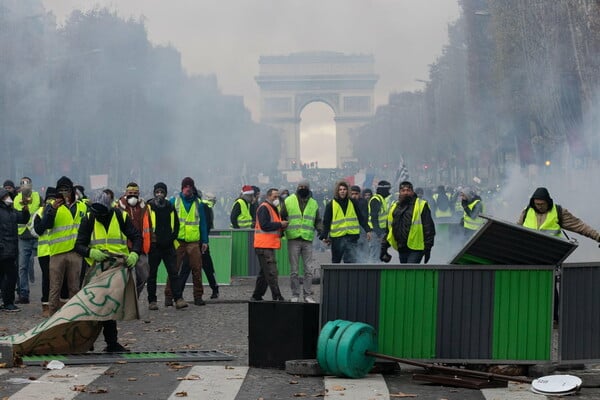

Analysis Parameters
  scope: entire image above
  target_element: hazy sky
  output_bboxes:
[41,0,461,166]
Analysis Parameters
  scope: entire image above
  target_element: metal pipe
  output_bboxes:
[365,351,532,384]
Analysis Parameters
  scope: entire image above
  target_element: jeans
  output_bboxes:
[330,235,358,263]
[17,238,37,299]
[287,238,315,297]
[397,250,424,264]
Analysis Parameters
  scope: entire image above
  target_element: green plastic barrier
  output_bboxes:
[156,235,232,285]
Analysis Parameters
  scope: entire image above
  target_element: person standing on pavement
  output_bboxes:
[280,180,322,303]
[200,191,219,299]
[31,187,57,317]
[117,182,150,297]
[165,186,219,302]
[171,177,208,306]
[14,177,41,304]
[380,181,435,264]
[230,185,254,229]
[39,176,88,316]
[0,187,30,312]
[320,180,371,263]
[144,182,186,310]
[460,188,484,237]
[251,188,288,301]
[75,190,141,352]
[367,180,392,263]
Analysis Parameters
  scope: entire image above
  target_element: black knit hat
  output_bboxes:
[44,187,57,202]
[3,180,15,189]
[154,182,167,194]
[56,176,74,189]
[181,177,195,189]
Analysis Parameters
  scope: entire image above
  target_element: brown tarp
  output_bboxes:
[0,258,139,355]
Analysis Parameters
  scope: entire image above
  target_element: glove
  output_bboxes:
[126,252,139,268]
[424,249,431,264]
[89,248,108,262]
[379,250,392,263]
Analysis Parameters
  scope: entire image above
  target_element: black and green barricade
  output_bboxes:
[157,234,232,285]
[321,264,554,363]
[320,216,578,364]
[559,261,600,363]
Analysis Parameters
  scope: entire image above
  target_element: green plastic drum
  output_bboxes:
[336,322,377,378]
[317,320,353,376]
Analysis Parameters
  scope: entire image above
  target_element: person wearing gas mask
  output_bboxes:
[144,182,186,310]
[117,182,150,297]
[13,177,42,303]
[75,190,142,352]
[0,186,30,312]
[38,176,88,316]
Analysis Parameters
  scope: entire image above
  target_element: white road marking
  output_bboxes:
[482,381,540,400]
[324,374,390,399]
[168,365,249,400]
[7,365,110,400]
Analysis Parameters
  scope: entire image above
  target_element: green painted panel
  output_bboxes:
[378,269,438,358]
[229,229,250,276]
[492,270,553,360]
[454,253,495,265]
[157,236,232,285]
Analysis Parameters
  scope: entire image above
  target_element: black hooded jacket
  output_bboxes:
[529,187,554,211]
[0,195,30,258]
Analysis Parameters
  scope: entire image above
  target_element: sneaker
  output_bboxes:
[210,291,219,299]
[148,302,159,311]
[273,295,285,301]
[175,299,188,309]
[164,298,173,307]
[194,298,206,306]
[2,304,21,312]
[15,297,29,304]
[103,342,130,353]
[290,297,300,303]
[250,296,263,302]
[304,296,317,304]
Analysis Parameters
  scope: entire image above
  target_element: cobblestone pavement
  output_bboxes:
[2,274,320,366]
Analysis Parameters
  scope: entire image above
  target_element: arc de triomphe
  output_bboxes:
[255,52,378,169]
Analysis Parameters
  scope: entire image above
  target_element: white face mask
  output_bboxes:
[127,197,138,206]
[272,199,280,207]
[3,197,13,206]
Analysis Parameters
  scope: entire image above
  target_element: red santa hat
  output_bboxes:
[241,185,254,195]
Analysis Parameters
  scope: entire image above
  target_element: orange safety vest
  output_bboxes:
[142,210,152,254]
[253,203,282,249]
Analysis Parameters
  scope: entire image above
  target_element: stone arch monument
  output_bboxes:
[255,52,378,169]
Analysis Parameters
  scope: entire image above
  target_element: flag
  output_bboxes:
[394,158,409,187]
[363,173,376,190]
